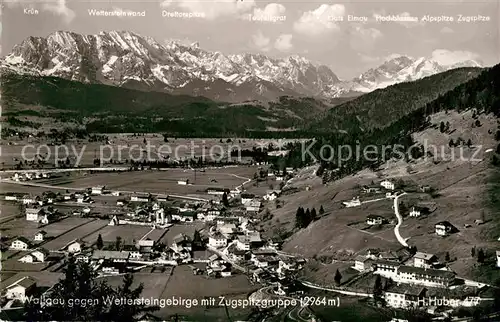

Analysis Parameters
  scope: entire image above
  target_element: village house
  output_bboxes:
[373,260,400,276]
[26,207,43,222]
[137,239,155,253]
[111,191,121,197]
[207,187,230,196]
[354,255,373,272]
[278,257,299,272]
[63,193,74,201]
[241,193,255,205]
[420,185,432,193]
[343,197,361,208]
[177,179,189,185]
[22,194,37,205]
[362,185,382,193]
[413,252,437,269]
[4,193,18,201]
[130,193,150,203]
[92,250,131,263]
[245,200,261,212]
[496,251,500,268]
[4,276,37,300]
[409,207,422,217]
[263,191,279,201]
[218,223,237,237]
[384,285,426,308]
[236,235,251,251]
[33,230,47,242]
[275,174,285,181]
[252,255,279,268]
[19,248,50,263]
[208,232,228,248]
[10,237,32,250]
[172,234,192,252]
[91,186,105,195]
[366,215,386,226]
[381,179,396,191]
[229,189,241,198]
[64,240,83,253]
[435,221,455,237]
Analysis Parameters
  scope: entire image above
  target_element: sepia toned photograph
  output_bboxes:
[0,0,499,321]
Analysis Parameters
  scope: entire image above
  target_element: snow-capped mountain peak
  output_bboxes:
[1,31,483,102]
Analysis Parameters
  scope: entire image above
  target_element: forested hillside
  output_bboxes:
[308,67,484,133]
[277,64,500,180]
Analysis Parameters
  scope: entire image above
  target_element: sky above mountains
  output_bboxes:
[2,0,499,79]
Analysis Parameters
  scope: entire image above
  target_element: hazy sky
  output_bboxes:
[1,0,499,79]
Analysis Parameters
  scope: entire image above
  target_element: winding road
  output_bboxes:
[393,192,408,247]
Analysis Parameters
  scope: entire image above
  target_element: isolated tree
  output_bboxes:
[373,275,384,306]
[319,205,325,215]
[192,230,203,250]
[448,139,455,147]
[96,234,104,250]
[222,192,229,207]
[471,246,476,258]
[439,121,445,133]
[445,252,450,262]
[304,208,311,226]
[467,138,472,147]
[477,249,485,264]
[115,236,122,251]
[310,208,317,222]
[295,207,306,229]
[334,269,342,286]
[495,130,500,141]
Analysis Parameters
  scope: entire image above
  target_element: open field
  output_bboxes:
[83,225,167,245]
[0,135,296,168]
[43,219,108,250]
[103,272,171,299]
[157,265,258,318]
[29,167,256,196]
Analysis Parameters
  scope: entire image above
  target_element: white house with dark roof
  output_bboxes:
[26,208,43,222]
[435,221,455,236]
[19,248,50,263]
[366,215,385,225]
[496,251,500,268]
[64,240,82,253]
[381,179,395,191]
[91,186,105,195]
[34,230,47,242]
[413,252,437,269]
[208,232,227,248]
[354,255,373,272]
[10,237,31,250]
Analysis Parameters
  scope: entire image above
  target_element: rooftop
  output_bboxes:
[414,252,436,261]
[398,266,455,279]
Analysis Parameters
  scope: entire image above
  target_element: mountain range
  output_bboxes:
[0,30,483,102]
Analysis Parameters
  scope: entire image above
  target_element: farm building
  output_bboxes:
[207,187,230,196]
[4,277,37,300]
[435,221,456,237]
[380,180,395,191]
[366,215,385,225]
[91,186,105,195]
